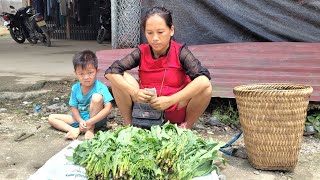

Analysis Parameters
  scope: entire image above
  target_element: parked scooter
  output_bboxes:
[96,6,111,44]
[1,5,51,47]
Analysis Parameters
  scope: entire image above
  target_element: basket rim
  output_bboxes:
[233,83,313,93]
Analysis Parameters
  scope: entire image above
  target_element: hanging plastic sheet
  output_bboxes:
[142,0,320,45]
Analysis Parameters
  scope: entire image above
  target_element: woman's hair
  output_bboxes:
[72,50,98,71]
[142,6,173,30]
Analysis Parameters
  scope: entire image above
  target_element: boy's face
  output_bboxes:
[75,64,97,88]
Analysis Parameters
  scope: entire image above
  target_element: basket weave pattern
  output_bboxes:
[233,84,313,171]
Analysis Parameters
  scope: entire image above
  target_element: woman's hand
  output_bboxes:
[150,96,174,110]
[132,89,154,103]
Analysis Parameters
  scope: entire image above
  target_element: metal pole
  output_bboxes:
[111,0,117,49]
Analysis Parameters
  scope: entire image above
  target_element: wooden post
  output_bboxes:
[66,15,70,39]
[22,0,30,6]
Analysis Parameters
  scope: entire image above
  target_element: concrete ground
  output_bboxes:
[0,29,112,88]
[1,28,320,180]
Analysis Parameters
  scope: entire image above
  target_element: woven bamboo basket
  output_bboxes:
[233,83,313,171]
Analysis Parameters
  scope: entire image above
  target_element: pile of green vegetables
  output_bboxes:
[68,122,224,180]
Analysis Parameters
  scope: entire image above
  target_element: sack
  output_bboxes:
[132,102,164,129]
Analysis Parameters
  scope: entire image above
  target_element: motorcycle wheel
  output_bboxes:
[42,32,51,47]
[9,26,25,43]
[27,38,38,44]
[97,28,106,44]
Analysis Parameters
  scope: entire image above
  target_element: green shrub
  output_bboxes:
[211,98,239,128]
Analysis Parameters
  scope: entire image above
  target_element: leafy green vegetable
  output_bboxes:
[68,122,224,180]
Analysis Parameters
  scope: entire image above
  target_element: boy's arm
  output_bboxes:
[71,106,84,123]
[69,84,84,124]
[71,107,87,131]
[86,102,112,127]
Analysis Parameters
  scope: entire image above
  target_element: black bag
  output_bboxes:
[131,53,169,129]
[132,102,164,129]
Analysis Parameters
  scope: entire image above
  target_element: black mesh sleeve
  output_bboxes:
[179,45,211,80]
[104,49,141,76]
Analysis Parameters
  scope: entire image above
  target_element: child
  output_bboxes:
[49,50,113,140]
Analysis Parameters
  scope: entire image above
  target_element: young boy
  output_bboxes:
[48,50,113,140]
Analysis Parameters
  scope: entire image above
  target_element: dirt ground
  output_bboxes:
[0,79,319,180]
[0,28,320,180]
[0,27,8,36]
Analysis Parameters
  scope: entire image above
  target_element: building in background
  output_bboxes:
[2,0,319,47]
[1,0,112,41]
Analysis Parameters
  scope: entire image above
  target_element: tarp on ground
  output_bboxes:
[141,0,320,45]
[28,140,220,180]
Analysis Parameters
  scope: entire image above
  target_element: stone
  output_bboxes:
[0,108,7,113]
[253,171,260,175]
[207,131,214,135]
[194,123,206,130]
[206,116,224,127]
[218,174,227,180]
[22,101,30,105]
[46,104,60,111]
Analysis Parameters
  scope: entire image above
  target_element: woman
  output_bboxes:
[105,7,212,129]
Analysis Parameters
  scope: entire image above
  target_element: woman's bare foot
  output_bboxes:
[65,128,80,140]
[84,128,95,140]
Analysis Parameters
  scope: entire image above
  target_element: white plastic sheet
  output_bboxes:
[29,140,219,180]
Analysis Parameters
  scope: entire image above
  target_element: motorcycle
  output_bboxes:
[1,6,25,43]
[96,6,111,44]
[1,5,51,47]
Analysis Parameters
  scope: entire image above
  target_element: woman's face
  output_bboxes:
[145,14,174,58]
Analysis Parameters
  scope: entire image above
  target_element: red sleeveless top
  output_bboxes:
[138,40,191,107]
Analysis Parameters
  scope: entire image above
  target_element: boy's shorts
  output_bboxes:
[164,105,187,124]
[70,113,108,129]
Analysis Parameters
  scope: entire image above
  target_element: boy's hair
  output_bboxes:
[72,50,98,71]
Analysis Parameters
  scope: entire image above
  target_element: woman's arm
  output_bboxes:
[104,49,140,96]
[172,75,210,103]
[172,45,211,102]
[104,48,141,76]
[150,46,211,110]
[151,75,211,110]
[179,45,211,80]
